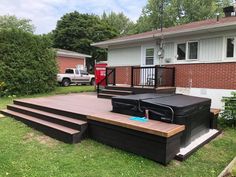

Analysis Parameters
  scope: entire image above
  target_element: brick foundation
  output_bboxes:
[169,62,236,90]
[110,62,236,90]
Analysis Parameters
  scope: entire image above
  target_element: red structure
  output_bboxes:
[95,62,107,86]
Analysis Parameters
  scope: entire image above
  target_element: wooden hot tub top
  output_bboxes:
[87,112,185,138]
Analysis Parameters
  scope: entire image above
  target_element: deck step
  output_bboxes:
[98,93,119,99]
[101,89,133,95]
[13,100,87,120]
[1,109,83,144]
[7,104,87,131]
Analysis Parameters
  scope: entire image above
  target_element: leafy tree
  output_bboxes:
[52,11,118,70]
[134,0,233,33]
[101,12,135,36]
[0,29,57,96]
[0,15,35,33]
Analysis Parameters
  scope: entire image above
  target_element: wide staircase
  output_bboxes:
[0,100,88,144]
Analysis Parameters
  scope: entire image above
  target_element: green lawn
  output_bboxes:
[0,86,236,177]
[232,165,236,176]
[0,85,95,110]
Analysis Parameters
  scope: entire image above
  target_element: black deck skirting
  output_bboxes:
[88,120,183,165]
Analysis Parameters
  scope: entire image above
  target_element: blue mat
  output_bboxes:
[129,117,148,123]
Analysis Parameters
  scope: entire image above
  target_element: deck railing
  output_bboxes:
[98,65,175,92]
[131,66,175,88]
[97,67,116,95]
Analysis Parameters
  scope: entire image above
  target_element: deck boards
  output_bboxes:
[15,93,185,138]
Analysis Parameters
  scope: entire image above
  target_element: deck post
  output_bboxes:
[113,68,116,86]
[172,67,175,87]
[154,65,158,88]
[131,66,134,87]
[105,67,108,86]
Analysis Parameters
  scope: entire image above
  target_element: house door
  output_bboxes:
[140,46,159,86]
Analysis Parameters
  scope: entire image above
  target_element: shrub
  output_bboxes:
[220,92,236,128]
[0,29,58,96]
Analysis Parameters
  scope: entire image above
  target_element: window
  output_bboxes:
[188,42,198,59]
[145,48,154,65]
[226,37,235,58]
[75,69,79,74]
[177,43,186,60]
[80,70,88,75]
[177,41,198,60]
[65,69,74,74]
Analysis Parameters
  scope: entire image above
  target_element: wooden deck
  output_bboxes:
[3,93,222,164]
[15,93,184,138]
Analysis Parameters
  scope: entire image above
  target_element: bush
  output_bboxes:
[0,29,58,96]
[220,92,236,128]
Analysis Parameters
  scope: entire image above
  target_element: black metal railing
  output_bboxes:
[131,66,175,88]
[97,67,116,95]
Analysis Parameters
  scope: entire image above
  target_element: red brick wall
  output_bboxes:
[111,62,236,90]
[168,62,236,90]
[115,66,132,85]
[57,56,85,73]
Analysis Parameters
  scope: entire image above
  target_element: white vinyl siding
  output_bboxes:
[108,46,141,66]
[199,37,223,61]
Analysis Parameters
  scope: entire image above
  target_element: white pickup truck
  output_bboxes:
[57,68,95,86]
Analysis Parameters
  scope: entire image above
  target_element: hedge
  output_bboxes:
[0,29,58,96]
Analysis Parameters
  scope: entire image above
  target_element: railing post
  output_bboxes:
[131,66,134,87]
[154,65,158,88]
[113,68,116,86]
[105,67,108,86]
[172,67,176,87]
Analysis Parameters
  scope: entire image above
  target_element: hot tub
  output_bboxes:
[112,93,173,116]
[112,94,211,147]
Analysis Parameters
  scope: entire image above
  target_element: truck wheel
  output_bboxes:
[90,78,95,86]
[62,79,70,87]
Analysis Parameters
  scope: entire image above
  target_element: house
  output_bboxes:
[92,9,236,109]
[56,49,91,73]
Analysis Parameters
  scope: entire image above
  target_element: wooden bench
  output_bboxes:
[87,112,185,165]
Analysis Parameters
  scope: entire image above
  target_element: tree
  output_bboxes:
[0,29,57,96]
[52,11,118,70]
[134,0,233,33]
[0,15,35,33]
[101,12,135,36]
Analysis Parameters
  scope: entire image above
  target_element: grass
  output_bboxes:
[232,165,236,176]
[0,85,95,110]
[0,86,236,177]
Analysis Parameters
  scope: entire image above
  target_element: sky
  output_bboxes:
[0,0,147,34]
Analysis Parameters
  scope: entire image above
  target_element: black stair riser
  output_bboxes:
[1,111,82,144]
[13,100,87,121]
[98,94,113,99]
[101,90,132,95]
[105,86,156,94]
[7,105,87,131]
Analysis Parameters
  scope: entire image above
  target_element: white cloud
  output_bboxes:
[0,0,146,34]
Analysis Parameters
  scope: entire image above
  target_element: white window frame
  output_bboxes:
[145,48,155,65]
[176,41,199,61]
[223,36,236,60]
[141,45,157,66]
